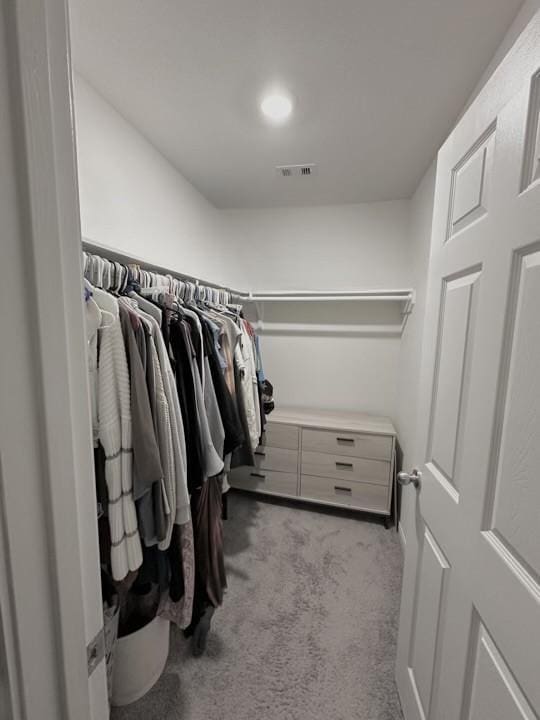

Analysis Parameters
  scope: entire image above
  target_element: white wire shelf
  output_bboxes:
[248,289,413,299]
[81,238,415,335]
[245,289,415,336]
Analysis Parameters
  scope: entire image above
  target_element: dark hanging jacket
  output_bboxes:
[169,317,205,493]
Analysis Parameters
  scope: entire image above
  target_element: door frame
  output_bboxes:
[0,0,104,718]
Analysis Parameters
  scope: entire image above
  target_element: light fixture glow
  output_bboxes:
[260,93,293,123]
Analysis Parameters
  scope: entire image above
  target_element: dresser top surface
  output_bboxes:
[268,406,396,437]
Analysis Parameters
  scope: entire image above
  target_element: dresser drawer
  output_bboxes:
[260,422,299,451]
[301,450,390,486]
[301,428,392,461]
[230,467,298,496]
[300,475,389,514]
[254,446,298,474]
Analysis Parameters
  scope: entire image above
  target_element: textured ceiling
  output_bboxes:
[69,0,523,208]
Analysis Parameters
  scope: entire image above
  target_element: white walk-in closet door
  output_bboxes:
[396,11,540,720]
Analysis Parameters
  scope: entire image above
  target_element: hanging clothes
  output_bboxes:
[118,301,165,545]
[93,285,143,581]
[83,248,270,645]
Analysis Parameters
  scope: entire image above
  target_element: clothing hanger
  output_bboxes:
[113,262,123,293]
[103,256,111,290]
[85,278,116,327]
[100,256,109,290]
[120,263,129,293]
[92,255,101,288]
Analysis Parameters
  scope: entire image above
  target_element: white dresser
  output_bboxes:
[229,407,397,527]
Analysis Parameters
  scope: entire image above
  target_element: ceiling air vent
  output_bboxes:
[276,163,317,178]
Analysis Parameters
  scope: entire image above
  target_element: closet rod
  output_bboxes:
[81,238,250,298]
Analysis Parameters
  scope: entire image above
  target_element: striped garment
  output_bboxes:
[94,288,143,580]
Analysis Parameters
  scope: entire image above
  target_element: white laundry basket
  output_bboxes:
[111,616,170,706]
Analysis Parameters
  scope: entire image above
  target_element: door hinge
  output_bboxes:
[87,628,105,677]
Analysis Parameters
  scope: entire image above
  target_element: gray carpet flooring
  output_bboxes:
[112,491,404,720]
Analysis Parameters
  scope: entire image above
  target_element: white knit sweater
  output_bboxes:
[241,320,261,442]
[84,286,103,447]
[94,287,143,581]
[236,325,259,453]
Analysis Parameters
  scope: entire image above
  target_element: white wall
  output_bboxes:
[226,202,410,292]
[226,202,411,416]
[253,331,403,416]
[394,165,435,469]
[394,163,436,540]
[73,73,243,289]
[464,0,540,115]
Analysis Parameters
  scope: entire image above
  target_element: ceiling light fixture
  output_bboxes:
[260,93,293,123]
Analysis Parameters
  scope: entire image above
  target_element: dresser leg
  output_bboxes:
[384,515,392,530]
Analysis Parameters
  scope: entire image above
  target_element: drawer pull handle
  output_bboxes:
[255,451,266,457]
[337,437,355,444]
[334,485,352,493]
[250,472,266,480]
[336,461,353,469]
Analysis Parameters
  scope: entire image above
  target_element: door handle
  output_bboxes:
[398,469,421,488]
